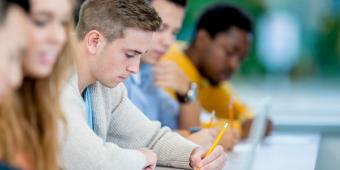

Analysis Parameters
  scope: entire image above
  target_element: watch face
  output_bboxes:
[188,83,198,100]
[177,82,198,104]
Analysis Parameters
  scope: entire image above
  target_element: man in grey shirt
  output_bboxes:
[59,0,227,170]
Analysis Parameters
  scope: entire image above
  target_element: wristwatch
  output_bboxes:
[188,126,201,134]
[176,82,197,104]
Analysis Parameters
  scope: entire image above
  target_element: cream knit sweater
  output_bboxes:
[59,75,197,170]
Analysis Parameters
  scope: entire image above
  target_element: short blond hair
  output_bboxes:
[76,0,162,41]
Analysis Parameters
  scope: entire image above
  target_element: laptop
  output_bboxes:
[224,99,271,170]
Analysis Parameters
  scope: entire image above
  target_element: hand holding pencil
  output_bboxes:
[189,122,229,170]
[205,110,239,151]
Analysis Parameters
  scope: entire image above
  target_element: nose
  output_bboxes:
[159,31,174,50]
[48,22,67,50]
[227,55,241,72]
[126,56,141,74]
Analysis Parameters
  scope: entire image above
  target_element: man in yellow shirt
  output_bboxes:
[163,4,271,138]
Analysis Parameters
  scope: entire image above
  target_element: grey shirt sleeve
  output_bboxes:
[104,84,197,169]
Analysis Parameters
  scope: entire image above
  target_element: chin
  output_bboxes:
[150,53,162,63]
[27,69,53,79]
[102,81,119,88]
[143,57,158,65]
[40,69,53,77]
[144,60,156,65]
[207,78,221,86]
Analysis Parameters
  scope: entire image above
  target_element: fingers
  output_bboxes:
[154,77,173,89]
[190,145,226,170]
[190,146,208,168]
[201,149,227,170]
[152,65,167,75]
[153,70,187,93]
[153,73,172,82]
[154,60,176,68]
[138,148,157,170]
[153,68,174,85]
[152,61,176,74]
[152,60,190,94]
[152,61,182,78]
[200,145,224,167]
[153,67,177,80]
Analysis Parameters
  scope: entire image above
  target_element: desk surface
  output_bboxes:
[252,133,320,170]
[156,133,320,170]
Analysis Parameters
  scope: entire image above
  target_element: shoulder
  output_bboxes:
[60,76,86,127]
[61,75,82,105]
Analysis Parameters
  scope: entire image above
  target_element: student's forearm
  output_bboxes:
[60,107,146,169]
[178,101,201,129]
[105,84,197,169]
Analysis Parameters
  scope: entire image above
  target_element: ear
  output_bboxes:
[84,30,106,55]
[195,29,211,48]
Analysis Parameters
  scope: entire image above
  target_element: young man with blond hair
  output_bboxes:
[60,0,227,169]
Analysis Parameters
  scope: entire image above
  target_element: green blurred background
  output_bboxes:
[177,0,340,80]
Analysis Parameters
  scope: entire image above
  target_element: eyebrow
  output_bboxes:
[34,11,53,18]
[126,49,143,55]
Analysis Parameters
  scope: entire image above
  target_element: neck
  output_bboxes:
[76,44,96,93]
[185,44,202,69]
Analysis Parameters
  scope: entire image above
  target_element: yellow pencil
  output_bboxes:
[205,122,228,156]
[196,122,229,170]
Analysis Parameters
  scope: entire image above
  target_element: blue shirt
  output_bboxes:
[124,64,179,129]
[82,87,94,130]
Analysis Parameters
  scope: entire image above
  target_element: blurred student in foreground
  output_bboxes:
[0,0,30,169]
[0,0,29,102]
[0,0,75,169]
